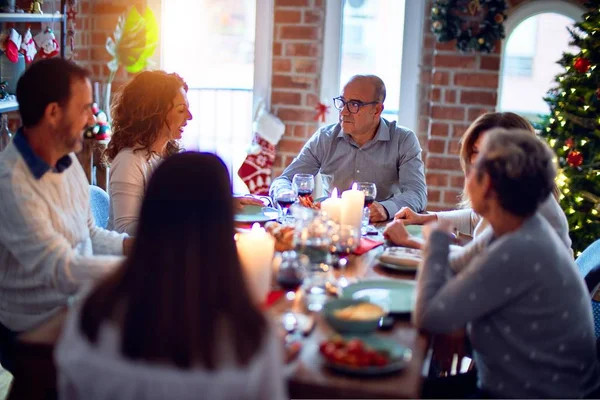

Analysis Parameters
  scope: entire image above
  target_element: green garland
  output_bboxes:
[431,0,508,53]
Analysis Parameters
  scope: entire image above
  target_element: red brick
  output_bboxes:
[279,26,319,40]
[453,123,471,138]
[480,55,500,71]
[275,10,301,24]
[94,15,119,31]
[448,139,461,154]
[432,71,450,85]
[278,138,305,154]
[467,108,494,122]
[315,0,324,6]
[444,189,462,205]
[427,189,441,203]
[445,89,457,104]
[420,70,432,85]
[435,41,457,51]
[272,58,292,73]
[431,88,441,102]
[292,125,308,138]
[454,73,499,89]
[276,107,315,122]
[430,122,449,137]
[285,43,319,57]
[293,59,318,74]
[275,0,308,5]
[304,10,322,24]
[91,47,111,62]
[273,42,282,56]
[428,138,446,153]
[434,54,477,69]
[93,3,128,14]
[427,172,449,187]
[272,91,302,106]
[431,106,465,121]
[305,93,319,107]
[460,90,497,106]
[272,74,311,90]
[450,175,465,189]
[423,34,435,49]
[426,156,462,170]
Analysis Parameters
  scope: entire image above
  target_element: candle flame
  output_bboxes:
[352,182,358,190]
[331,188,338,198]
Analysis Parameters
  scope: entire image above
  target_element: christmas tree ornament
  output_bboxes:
[29,0,43,14]
[565,137,574,148]
[66,0,77,53]
[567,150,583,167]
[314,101,329,123]
[84,103,112,140]
[574,57,591,73]
[34,28,59,59]
[20,27,36,63]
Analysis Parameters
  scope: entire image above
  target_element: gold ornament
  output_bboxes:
[432,7,439,15]
[478,38,485,45]
[494,13,504,24]
[29,0,44,14]
[432,21,442,31]
[468,0,482,16]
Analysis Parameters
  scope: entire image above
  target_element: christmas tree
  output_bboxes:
[539,0,600,256]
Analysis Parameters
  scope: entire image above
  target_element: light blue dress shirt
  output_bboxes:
[270,118,427,218]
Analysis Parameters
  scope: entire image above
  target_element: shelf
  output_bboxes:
[0,12,64,23]
[0,99,18,113]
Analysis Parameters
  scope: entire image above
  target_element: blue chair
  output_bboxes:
[575,239,600,337]
[89,185,110,229]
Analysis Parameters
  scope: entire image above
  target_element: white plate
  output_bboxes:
[234,205,279,223]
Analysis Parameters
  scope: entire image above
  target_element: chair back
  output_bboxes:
[575,239,600,337]
[89,185,110,229]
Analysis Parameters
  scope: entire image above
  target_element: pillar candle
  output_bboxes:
[320,188,342,223]
[340,183,365,231]
[236,223,275,304]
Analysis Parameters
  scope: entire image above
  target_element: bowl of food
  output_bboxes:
[323,299,386,334]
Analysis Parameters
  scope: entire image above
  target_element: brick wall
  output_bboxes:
[269,0,325,177]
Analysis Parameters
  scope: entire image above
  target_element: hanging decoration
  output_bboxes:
[34,27,59,59]
[20,27,37,63]
[0,29,22,63]
[573,57,591,73]
[567,150,584,167]
[84,104,112,140]
[66,0,77,55]
[314,101,329,123]
[431,0,507,53]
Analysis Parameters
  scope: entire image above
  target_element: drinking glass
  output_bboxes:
[275,188,298,223]
[292,174,315,200]
[356,182,377,234]
[276,250,307,334]
[329,224,360,289]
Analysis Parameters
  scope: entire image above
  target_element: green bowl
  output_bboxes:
[323,299,385,334]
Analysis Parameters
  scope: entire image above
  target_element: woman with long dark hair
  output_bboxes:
[56,152,286,400]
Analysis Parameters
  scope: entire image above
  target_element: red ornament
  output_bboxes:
[565,137,574,148]
[567,150,583,167]
[314,102,329,123]
[574,57,591,73]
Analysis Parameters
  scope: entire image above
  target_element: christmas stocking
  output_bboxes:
[20,28,37,63]
[2,29,22,63]
[34,28,59,59]
[238,103,285,195]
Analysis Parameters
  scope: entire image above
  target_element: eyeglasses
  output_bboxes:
[333,97,379,114]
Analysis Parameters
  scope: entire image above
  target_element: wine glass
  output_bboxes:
[275,188,298,223]
[276,250,307,334]
[329,224,360,289]
[292,174,315,201]
[355,182,377,234]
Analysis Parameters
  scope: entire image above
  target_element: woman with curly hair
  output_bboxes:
[104,70,192,235]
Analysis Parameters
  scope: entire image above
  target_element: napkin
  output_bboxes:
[379,247,422,266]
[263,290,285,309]
[353,237,384,255]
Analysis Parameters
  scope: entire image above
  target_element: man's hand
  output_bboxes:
[394,207,437,225]
[233,196,265,211]
[123,237,135,256]
[369,201,388,222]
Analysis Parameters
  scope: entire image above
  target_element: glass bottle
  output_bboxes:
[0,114,11,151]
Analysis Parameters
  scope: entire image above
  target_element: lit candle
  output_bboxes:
[341,183,365,231]
[321,188,342,223]
[236,223,275,304]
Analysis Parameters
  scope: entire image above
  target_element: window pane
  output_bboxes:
[499,13,577,120]
[162,0,255,191]
[338,0,405,121]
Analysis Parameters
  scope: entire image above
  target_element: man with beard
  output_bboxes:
[0,59,133,363]
[269,75,427,222]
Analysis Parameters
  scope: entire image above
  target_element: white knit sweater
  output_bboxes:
[0,140,126,332]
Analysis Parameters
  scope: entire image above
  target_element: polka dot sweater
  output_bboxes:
[415,214,600,398]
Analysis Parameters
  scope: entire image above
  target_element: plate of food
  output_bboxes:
[319,334,412,376]
[323,299,386,333]
[234,205,279,223]
[376,247,422,272]
[341,280,416,315]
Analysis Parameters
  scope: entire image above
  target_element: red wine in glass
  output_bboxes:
[277,269,304,291]
[297,189,313,200]
[364,195,375,208]
[277,198,296,209]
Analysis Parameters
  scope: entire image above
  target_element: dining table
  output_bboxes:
[9,222,468,400]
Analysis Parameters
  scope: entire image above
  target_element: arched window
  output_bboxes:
[498,1,585,122]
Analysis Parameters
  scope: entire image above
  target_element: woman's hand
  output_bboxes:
[383,220,412,246]
[394,207,437,225]
[422,220,455,242]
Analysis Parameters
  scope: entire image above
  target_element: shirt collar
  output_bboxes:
[336,118,390,142]
[13,128,72,179]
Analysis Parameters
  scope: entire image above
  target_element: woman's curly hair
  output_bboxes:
[103,70,188,164]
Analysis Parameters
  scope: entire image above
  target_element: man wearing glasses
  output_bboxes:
[269,75,426,222]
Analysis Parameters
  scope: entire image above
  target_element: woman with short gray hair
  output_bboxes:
[414,129,600,398]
